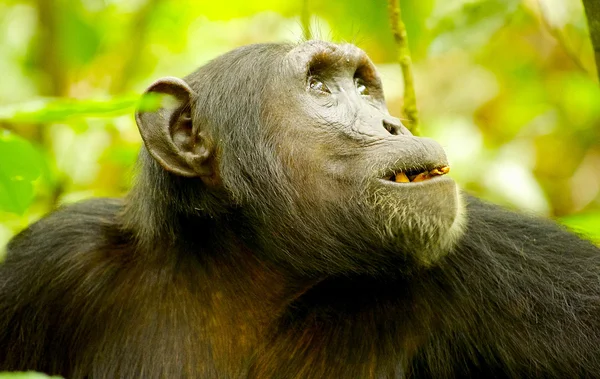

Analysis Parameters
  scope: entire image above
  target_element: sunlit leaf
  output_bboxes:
[0,372,62,379]
[0,94,161,124]
[0,133,44,215]
[561,213,600,243]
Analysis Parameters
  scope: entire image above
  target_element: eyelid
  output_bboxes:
[308,76,331,94]
[355,78,369,96]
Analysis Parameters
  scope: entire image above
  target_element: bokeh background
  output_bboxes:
[0,0,599,256]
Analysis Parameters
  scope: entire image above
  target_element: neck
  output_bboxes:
[187,234,320,374]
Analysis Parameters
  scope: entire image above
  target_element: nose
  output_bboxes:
[382,116,411,136]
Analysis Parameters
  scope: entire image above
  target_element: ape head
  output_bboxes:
[132,41,465,275]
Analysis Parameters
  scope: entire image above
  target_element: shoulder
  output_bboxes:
[460,194,599,257]
[4,197,126,265]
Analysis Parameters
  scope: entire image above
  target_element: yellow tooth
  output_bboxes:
[395,172,410,183]
[430,166,450,176]
[412,172,430,182]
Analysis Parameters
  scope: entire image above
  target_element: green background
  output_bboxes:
[0,0,599,257]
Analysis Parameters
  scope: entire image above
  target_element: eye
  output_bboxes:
[355,78,369,96]
[308,77,331,94]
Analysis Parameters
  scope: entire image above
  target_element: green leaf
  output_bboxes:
[0,94,162,124]
[0,132,44,215]
[0,98,134,123]
[561,213,600,243]
[0,372,63,379]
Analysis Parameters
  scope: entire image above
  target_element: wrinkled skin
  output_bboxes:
[193,41,463,275]
[264,42,464,269]
[1,42,600,379]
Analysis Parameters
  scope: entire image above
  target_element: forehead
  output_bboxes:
[283,41,372,77]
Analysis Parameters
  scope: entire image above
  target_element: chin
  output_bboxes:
[366,176,466,266]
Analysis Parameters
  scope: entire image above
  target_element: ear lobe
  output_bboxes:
[136,76,213,178]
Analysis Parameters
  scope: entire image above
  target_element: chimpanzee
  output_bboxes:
[1,41,600,378]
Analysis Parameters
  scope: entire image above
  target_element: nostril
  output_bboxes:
[383,118,412,136]
[382,120,400,135]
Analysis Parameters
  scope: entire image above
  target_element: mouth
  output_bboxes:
[383,165,450,184]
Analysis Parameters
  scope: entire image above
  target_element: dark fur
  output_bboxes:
[1,43,600,378]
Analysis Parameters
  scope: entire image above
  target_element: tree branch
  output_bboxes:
[110,0,162,94]
[36,0,67,97]
[582,0,600,81]
[388,0,420,135]
[538,0,590,75]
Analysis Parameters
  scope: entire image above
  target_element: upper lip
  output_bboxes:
[368,135,451,184]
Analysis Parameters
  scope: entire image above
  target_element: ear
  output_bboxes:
[136,77,213,178]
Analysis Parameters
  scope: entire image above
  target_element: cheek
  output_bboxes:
[288,149,339,195]
[277,145,358,206]
[270,114,368,199]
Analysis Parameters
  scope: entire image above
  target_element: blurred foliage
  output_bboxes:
[0,132,45,214]
[0,0,599,253]
[562,213,600,241]
[0,372,61,379]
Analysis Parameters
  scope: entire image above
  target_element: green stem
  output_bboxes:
[582,0,600,81]
[388,0,420,135]
[110,0,162,94]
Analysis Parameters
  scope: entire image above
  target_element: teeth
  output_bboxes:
[412,172,430,182]
[389,165,450,183]
[430,166,450,176]
[395,172,410,183]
